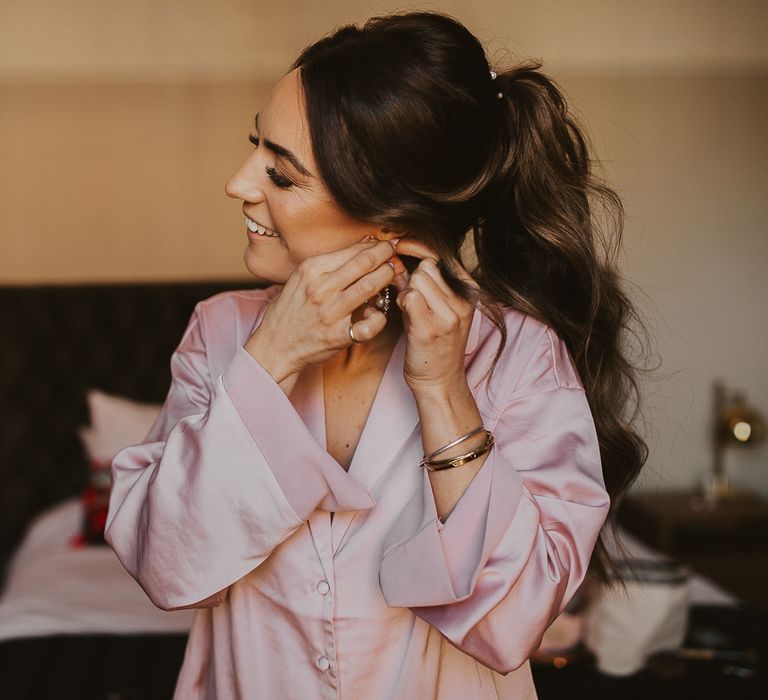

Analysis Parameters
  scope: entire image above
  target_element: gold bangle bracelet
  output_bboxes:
[420,432,495,471]
[423,424,486,461]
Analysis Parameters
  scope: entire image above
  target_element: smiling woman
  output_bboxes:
[104,9,649,700]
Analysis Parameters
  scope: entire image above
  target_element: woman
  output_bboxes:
[105,10,648,699]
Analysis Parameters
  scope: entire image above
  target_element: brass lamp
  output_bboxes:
[705,380,766,504]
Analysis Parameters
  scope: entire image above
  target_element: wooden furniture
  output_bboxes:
[618,490,768,612]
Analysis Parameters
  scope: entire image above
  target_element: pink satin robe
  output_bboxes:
[105,284,610,699]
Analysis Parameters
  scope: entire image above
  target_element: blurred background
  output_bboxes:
[0,1,766,697]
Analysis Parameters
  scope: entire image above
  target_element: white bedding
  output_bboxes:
[0,497,194,641]
[0,496,736,642]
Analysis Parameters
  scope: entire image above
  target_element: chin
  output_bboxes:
[243,250,289,285]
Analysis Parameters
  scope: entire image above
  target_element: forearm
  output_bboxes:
[412,379,491,522]
[105,374,308,611]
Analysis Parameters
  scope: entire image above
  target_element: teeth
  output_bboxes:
[245,216,279,237]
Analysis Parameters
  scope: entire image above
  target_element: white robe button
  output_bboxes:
[316,655,330,671]
[316,580,330,595]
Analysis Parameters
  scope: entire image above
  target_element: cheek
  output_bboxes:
[269,194,366,260]
[271,211,327,260]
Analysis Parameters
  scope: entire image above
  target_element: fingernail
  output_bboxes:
[386,261,396,273]
[389,238,400,249]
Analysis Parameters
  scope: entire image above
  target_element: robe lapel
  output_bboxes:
[329,305,484,553]
[287,362,335,564]
[341,304,483,489]
[261,291,482,484]
[328,331,419,553]
[288,304,484,555]
[344,331,419,490]
[287,361,326,446]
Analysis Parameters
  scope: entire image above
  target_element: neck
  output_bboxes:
[327,301,403,373]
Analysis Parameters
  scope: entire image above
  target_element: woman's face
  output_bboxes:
[225,68,386,284]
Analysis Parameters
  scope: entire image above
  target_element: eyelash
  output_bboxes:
[248,134,294,189]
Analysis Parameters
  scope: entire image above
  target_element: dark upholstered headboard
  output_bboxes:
[0,279,264,589]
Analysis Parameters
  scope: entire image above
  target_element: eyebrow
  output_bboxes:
[254,113,313,178]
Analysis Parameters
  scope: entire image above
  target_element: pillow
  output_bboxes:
[72,390,162,547]
[83,389,163,464]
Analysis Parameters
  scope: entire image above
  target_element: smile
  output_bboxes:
[245,216,280,238]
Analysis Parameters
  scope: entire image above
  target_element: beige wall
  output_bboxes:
[1,1,766,78]
[1,81,261,284]
[1,1,766,497]
[561,72,768,499]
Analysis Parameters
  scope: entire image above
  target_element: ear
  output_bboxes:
[380,225,418,239]
[378,227,402,244]
[360,228,404,244]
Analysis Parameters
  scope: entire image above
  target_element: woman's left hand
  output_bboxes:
[390,239,478,395]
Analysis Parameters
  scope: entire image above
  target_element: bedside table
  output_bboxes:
[618,490,768,612]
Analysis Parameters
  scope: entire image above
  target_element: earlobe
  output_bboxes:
[358,226,410,247]
[378,227,408,245]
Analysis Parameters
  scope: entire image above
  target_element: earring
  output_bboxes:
[366,286,391,315]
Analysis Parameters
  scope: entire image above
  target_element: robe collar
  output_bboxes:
[253,285,485,513]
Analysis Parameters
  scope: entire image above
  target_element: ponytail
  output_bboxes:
[473,59,651,585]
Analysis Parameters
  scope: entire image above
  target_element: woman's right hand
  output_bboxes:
[244,238,404,383]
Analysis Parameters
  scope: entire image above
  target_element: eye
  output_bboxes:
[248,134,294,189]
[266,166,294,189]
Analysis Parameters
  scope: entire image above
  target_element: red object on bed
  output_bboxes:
[70,459,111,548]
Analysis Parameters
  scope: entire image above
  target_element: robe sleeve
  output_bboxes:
[104,302,374,612]
[378,332,609,674]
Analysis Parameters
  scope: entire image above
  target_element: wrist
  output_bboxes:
[409,374,471,403]
[413,380,483,453]
[244,331,299,385]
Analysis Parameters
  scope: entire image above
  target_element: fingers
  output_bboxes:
[334,239,402,291]
[391,266,411,293]
[401,263,458,326]
[387,238,438,263]
[303,238,398,288]
[336,263,396,318]
[394,242,478,340]
[349,304,387,344]
[414,258,452,298]
[396,286,430,322]
[301,238,405,317]
[389,237,480,294]
[312,237,391,273]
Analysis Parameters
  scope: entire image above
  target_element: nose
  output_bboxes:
[225,156,265,203]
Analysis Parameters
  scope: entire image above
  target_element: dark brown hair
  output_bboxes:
[290,10,651,585]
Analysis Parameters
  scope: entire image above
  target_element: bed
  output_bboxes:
[0,281,247,699]
[0,281,765,699]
